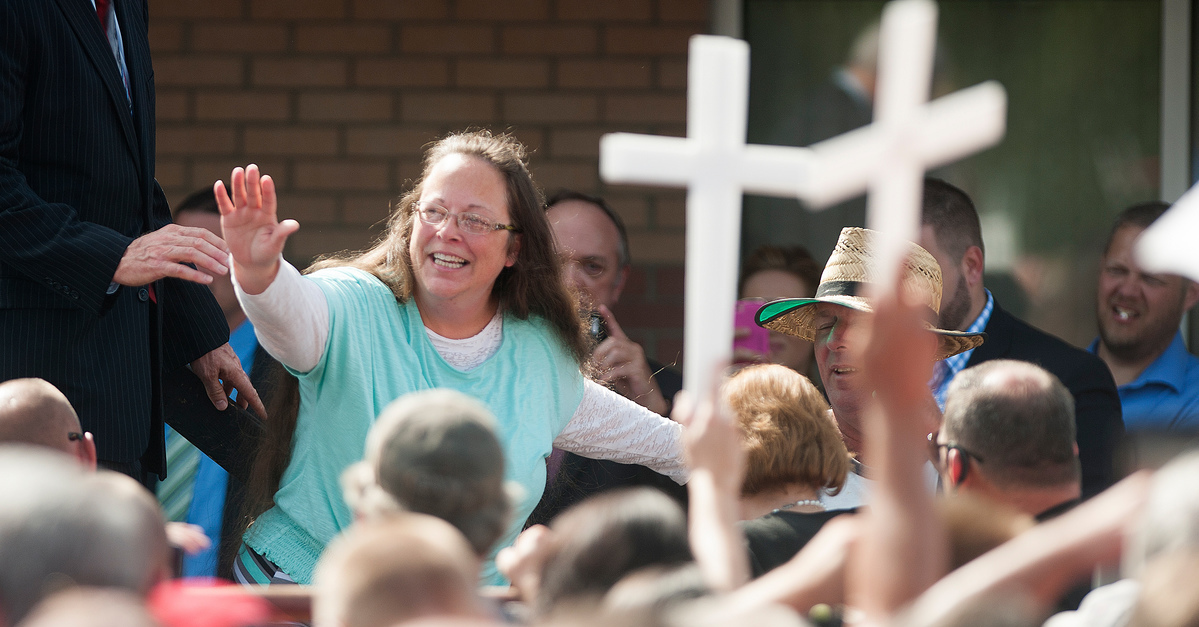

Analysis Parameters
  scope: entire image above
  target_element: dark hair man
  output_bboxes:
[532,191,686,523]
[918,178,1124,498]
[938,360,1081,520]
[1089,202,1199,431]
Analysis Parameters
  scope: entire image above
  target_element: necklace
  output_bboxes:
[773,498,826,514]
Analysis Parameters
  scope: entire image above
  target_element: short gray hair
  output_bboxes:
[942,360,1079,489]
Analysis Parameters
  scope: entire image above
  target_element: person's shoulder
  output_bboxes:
[307,267,402,310]
[990,306,1110,379]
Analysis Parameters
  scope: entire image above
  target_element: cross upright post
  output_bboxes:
[600,35,815,397]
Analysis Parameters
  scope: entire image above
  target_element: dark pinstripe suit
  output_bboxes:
[0,0,229,475]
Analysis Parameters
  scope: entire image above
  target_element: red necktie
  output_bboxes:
[96,0,110,33]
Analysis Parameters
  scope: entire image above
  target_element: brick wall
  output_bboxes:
[149,0,707,367]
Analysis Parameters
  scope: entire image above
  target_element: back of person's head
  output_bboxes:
[724,364,849,496]
[342,389,510,557]
[0,448,167,624]
[603,564,709,616]
[1125,450,1199,578]
[313,514,481,627]
[17,588,161,627]
[921,177,985,263]
[172,184,229,219]
[1103,201,1170,255]
[537,488,693,616]
[737,245,822,298]
[942,360,1079,489]
[0,379,89,460]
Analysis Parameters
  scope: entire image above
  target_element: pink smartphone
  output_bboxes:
[733,299,770,357]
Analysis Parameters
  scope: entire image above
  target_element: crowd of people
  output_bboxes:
[1,124,1198,627]
[3,3,1199,624]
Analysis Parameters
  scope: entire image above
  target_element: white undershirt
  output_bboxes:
[234,259,687,483]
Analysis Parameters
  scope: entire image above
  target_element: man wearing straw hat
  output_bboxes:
[756,226,984,507]
[917,178,1123,498]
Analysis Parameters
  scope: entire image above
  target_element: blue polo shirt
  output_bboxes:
[1088,332,1199,431]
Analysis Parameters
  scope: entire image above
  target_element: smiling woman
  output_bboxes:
[215,130,689,586]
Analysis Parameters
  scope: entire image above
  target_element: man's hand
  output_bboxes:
[113,224,229,286]
[495,524,557,605]
[190,343,267,419]
[591,305,670,415]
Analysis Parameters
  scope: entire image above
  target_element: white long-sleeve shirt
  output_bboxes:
[235,259,688,483]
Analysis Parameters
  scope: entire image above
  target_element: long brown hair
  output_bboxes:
[233,130,588,565]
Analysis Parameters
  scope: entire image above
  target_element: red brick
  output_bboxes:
[157,126,238,155]
[395,160,425,187]
[148,21,182,53]
[289,228,377,266]
[156,158,187,190]
[193,24,289,53]
[352,0,448,20]
[657,58,687,89]
[346,126,436,157]
[251,0,345,19]
[619,266,648,298]
[296,25,393,54]
[456,59,549,89]
[501,25,596,54]
[548,127,604,158]
[604,94,685,123]
[343,194,397,226]
[654,265,686,296]
[299,94,393,122]
[508,128,546,155]
[401,25,496,54]
[294,160,391,192]
[154,56,244,87]
[355,59,451,88]
[195,92,290,121]
[504,94,598,123]
[655,194,686,228]
[244,127,340,156]
[604,25,698,55]
[558,59,652,88]
[605,193,650,228]
[659,0,707,22]
[253,59,348,87]
[192,158,288,194]
[456,0,549,21]
[557,0,651,21]
[401,93,496,123]
[629,232,684,263]
[278,194,340,225]
[150,0,242,19]
[155,90,189,121]
[531,162,596,191]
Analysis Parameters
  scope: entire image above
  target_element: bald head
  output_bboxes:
[942,360,1079,489]
[0,379,95,470]
[314,514,482,627]
[0,379,81,454]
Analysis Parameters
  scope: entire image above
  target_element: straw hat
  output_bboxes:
[754,227,985,360]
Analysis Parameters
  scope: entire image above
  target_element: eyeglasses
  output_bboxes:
[67,432,84,442]
[416,202,520,236]
[927,431,985,466]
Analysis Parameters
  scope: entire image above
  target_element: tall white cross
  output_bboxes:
[600,0,1007,396]
[600,35,816,396]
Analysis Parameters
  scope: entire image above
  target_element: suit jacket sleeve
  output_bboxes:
[0,2,132,316]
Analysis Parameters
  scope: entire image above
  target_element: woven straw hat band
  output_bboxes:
[820,227,943,314]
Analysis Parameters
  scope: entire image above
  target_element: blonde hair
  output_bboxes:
[724,365,850,496]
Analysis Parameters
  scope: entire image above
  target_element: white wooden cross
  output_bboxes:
[1136,181,1199,282]
[600,0,1007,397]
[600,35,816,396]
